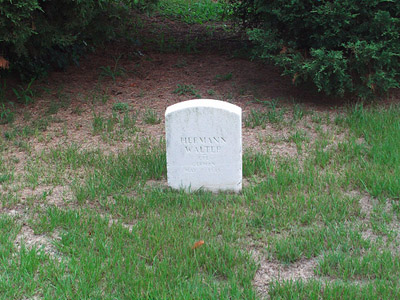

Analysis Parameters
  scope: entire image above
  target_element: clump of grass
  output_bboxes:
[214,72,233,82]
[32,118,50,132]
[242,150,273,177]
[91,110,138,138]
[99,56,126,83]
[288,130,309,152]
[92,112,106,134]
[173,84,201,98]
[288,130,309,144]
[3,116,53,141]
[112,102,130,112]
[317,249,400,281]
[45,97,71,115]
[143,109,161,125]
[215,72,233,82]
[207,89,215,96]
[88,89,110,105]
[0,103,15,124]
[244,107,285,128]
[244,109,267,128]
[292,103,307,121]
[311,112,323,124]
[0,173,11,183]
[92,112,119,134]
[122,111,138,130]
[267,225,369,263]
[12,78,36,104]
[72,139,167,202]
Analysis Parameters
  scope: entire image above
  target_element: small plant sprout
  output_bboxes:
[99,55,126,83]
[92,112,105,134]
[143,109,161,125]
[173,84,201,98]
[244,109,267,129]
[12,78,36,104]
[0,103,14,124]
[292,103,306,121]
[214,72,233,82]
[112,102,130,112]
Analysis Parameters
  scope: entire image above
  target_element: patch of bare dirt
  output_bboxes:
[47,185,74,206]
[251,249,319,299]
[2,13,349,158]
[14,225,61,260]
[344,190,400,255]
[17,185,73,207]
[3,208,23,218]
[100,213,137,233]
[145,178,168,189]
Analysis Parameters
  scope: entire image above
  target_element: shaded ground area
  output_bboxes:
[3,13,350,156]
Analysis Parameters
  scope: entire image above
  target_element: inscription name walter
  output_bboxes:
[181,136,226,153]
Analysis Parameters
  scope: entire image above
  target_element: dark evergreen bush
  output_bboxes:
[0,0,155,79]
[230,0,400,99]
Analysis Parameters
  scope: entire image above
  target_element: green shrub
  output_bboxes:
[0,0,157,80]
[133,0,159,11]
[230,0,400,99]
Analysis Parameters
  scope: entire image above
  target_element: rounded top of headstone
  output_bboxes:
[165,99,241,116]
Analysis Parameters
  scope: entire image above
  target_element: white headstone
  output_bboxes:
[165,99,242,193]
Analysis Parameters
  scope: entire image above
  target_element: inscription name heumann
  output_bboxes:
[181,136,226,173]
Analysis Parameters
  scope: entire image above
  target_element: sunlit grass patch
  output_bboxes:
[91,111,138,139]
[157,0,231,24]
[72,139,166,203]
[269,279,400,300]
[143,108,161,125]
[342,104,400,199]
[267,224,370,263]
[317,248,400,281]
[26,206,257,299]
[0,215,50,299]
[244,107,285,129]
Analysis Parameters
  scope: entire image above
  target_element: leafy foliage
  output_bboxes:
[230,0,400,99]
[0,0,156,80]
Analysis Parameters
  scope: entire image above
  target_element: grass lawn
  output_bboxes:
[0,1,399,299]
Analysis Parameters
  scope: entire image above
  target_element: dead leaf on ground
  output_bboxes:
[0,56,9,69]
[192,240,205,250]
[292,73,299,84]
